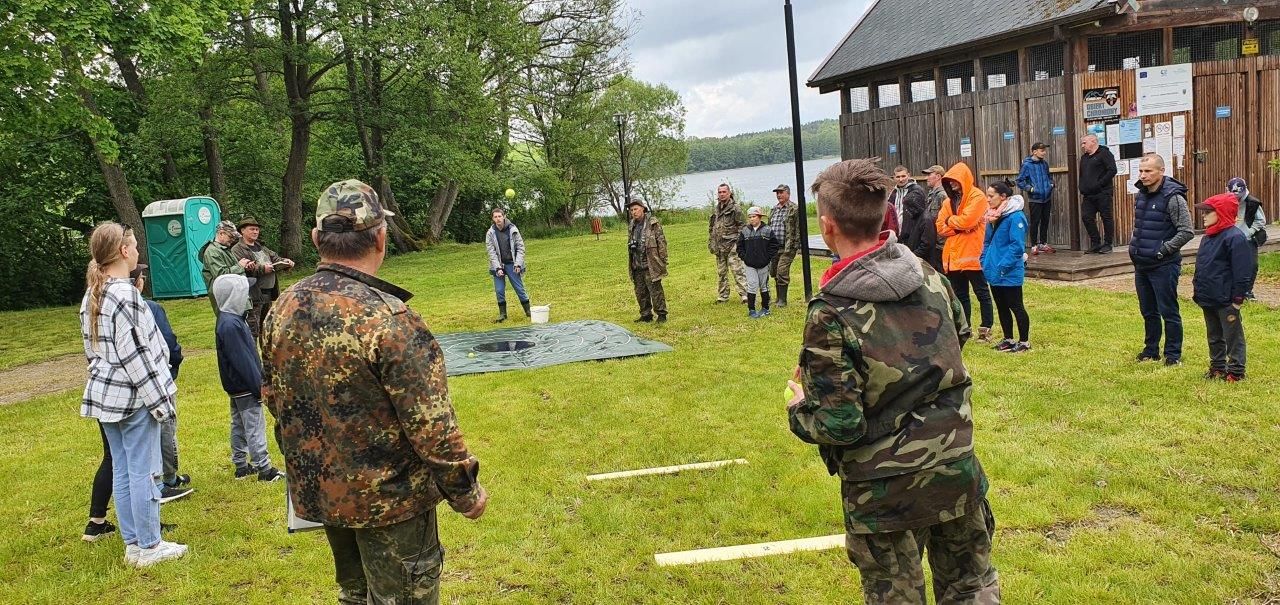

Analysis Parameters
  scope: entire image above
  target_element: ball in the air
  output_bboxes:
[467,352,477,358]
[504,188,516,199]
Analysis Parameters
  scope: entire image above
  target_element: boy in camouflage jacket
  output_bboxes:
[787,159,1000,604]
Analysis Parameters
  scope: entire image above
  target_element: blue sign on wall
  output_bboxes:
[889,144,898,153]
[1003,131,1015,141]
[1052,126,1066,136]
[1216,105,1232,119]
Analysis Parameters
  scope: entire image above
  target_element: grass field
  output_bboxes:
[2,220,1279,604]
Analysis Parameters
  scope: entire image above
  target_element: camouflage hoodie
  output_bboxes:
[789,233,988,533]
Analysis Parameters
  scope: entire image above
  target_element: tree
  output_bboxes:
[595,77,687,215]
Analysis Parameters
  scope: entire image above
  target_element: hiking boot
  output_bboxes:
[131,540,188,567]
[257,467,285,482]
[635,315,653,323]
[83,520,116,543]
[1204,369,1226,380]
[234,465,257,480]
[993,339,1015,352]
[494,302,508,323]
[158,485,194,504]
[1136,353,1160,362]
[1225,373,1245,382]
[976,327,992,343]
[1163,357,1181,367]
[1010,341,1032,353]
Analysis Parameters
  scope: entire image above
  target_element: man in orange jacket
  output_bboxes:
[936,162,994,342]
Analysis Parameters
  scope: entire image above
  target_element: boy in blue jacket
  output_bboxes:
[1193,193,1257,382]
[212,274,283,481]
[1016,142,1055,254]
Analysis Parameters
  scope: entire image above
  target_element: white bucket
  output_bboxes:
[530,305,551,324]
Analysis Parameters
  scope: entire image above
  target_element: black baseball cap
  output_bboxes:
[1031,142,1049,151]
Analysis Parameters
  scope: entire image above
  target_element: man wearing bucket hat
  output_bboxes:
[262,179,486,605]
[200,220,253,315]
[627,197,668,323]
[233,216,294,339]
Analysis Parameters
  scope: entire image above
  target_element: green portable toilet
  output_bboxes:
[141,197,221,299]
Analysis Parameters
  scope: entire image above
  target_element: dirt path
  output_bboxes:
[0,355,87,405]
[1032,274,1280,309]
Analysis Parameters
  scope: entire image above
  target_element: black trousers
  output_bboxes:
[1081,192,1114,248]
[90,422,112,518]
[989,285,1030,342]
[1028,201,1052,246]
[946,270,993,329]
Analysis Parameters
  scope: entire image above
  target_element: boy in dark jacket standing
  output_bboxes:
[212,274,283,481]
[786,159,998,604]
[738,206,781,318]
[1017,143,1056,254]
[1193,193,1256,382]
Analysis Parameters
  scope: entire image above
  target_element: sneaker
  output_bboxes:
[748,310,760,319]
[1010,342,1032,353]
[993,339,1015,352]
[1136,353,1160,362]
[1097,244,1114,254]
[83,520,117,542]
[1204,369,1226,380]
[234,465,257,480]
[1244,292,1256,301]
[976,327,992,343]
[171,474,191,488]
[776,300,787,308]
[158,485,194,504]
[124,543,141,565]
[1163,357,1181,367]
[760,308,771,317]
[1225,373,1245,382]
[1031,245,1040,256]
[1042,244,1056,254]
[131,540,188,567]
[257,467,285,482]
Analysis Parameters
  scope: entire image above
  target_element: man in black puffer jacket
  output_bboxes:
[737,206,781,318]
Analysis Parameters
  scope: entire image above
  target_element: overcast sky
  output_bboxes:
[624,0,872,138]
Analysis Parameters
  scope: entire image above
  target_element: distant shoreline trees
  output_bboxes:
[685,119,839,173]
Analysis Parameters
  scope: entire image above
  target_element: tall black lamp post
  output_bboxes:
[613,112,632,206]
[783,0,813,300]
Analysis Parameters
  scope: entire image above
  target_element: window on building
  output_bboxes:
[1252,20,1280,57]
[940,61,975,96]
[875,80,901,108]
[1027,41,1065,80]
[981,51,1020,88]
[1173,23,1246,63]
[907,70,936,102]
[1087,30,1162,71]
[850,86,870,112]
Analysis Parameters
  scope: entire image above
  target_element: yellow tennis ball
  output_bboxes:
[504,188,516,199]
[783,385,795,402]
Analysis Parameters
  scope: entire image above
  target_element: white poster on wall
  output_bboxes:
[1127,159,1142,194]
[1136,64,1194,116]
[1172,115,1187,137]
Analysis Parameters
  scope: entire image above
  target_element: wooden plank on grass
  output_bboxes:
[585,459,748,482]
[654,534,845,567]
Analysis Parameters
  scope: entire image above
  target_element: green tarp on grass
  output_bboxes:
[437,320,672,376]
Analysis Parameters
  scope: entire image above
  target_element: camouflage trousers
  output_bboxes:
[631,268,667,319]
[845,498,1000,605]
[769,249,796,288]
[325,508,444,605]
[714,250,749,302]
[245,294,272,341]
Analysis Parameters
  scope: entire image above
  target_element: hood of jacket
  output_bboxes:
[1021,156,1044,169]
[941,162,978,202]
[821,233,925,303]
[1202,192,1239,236]
[212,274,252,315]
[1002,194,1026,216]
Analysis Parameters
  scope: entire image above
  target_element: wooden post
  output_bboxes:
[1161,26,1173,66]
[868,82,880,109]
[840,87,852,114]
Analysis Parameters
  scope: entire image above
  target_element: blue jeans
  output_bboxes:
[101,407,162,548]
[1134,262,1183,360]
[491,263,529,304]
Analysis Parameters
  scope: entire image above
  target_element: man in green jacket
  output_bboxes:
[786,159,999,604]
[627,198,669,323]
[708,183,748,303]
[200,220,252,314]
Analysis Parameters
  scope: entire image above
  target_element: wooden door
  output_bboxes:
[902,112,938,173]
[1026,94,1071,247]
[873,119,902,166]
[976,101,1022,176]
[939,108,976,176]
[842,122,871,159]
[1193,73,1246,206]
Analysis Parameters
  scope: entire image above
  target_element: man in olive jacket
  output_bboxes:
[200,220,252,314]
[628,198,669,322]
[708,183,749,303]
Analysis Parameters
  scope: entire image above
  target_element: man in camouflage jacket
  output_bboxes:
[786,159,999,605]
[627,198,669,322]
[708,183,750,303]
[263,179,487,605]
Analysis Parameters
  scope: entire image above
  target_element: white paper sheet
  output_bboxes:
[1172,115,1187,137]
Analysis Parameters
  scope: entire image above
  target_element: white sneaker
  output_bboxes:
[131,540,188,567]
[124,543,141,565]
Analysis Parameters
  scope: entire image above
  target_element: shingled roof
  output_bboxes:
[809,0,1113,88]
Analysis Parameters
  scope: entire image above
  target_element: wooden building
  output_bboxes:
[809,0,1280,251]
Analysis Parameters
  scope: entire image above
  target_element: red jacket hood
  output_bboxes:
[1202,193,1238,236]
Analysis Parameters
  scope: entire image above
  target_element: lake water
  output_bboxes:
[671,157,841,209]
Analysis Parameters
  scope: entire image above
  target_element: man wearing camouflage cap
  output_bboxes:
[200,220,253,314]
[786,159,999,604]
[262,180,488,604]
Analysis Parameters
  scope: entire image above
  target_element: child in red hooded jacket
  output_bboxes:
[1192,193,1257,381]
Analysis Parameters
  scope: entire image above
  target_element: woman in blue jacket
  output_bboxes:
[981,180,1031,353]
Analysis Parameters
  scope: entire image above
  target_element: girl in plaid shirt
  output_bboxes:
[79,222,187,567]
